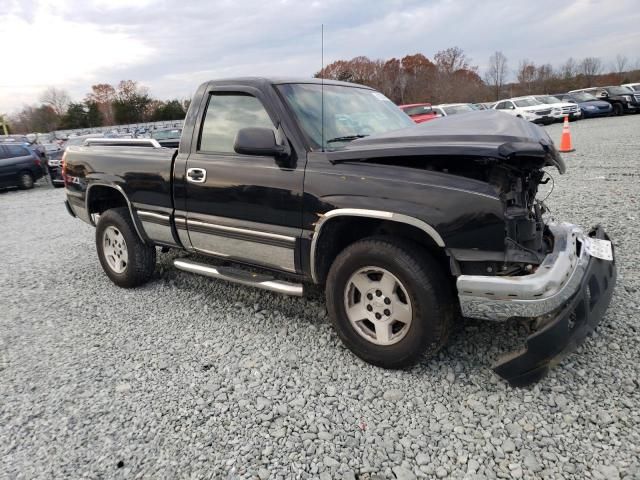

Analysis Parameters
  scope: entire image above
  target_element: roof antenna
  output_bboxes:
[321,23,325,153]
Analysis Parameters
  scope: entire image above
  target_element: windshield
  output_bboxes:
[442,104,475,115]
[402,105,432,116]
[571,92,597,102]
[606,86,633,95]
[277,83,413,149]
[152,129,182,140]
[514,98,541,107]
[536,96,561,104]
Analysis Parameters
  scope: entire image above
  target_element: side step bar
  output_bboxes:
[173,258,304,296]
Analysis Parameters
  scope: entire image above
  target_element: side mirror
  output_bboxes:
[599,92,608,98]
[234,127,287,157]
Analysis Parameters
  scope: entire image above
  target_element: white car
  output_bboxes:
[432,103,476,117]
[492,97,557,125]
[622,82,640,92]
[529,95,582,121]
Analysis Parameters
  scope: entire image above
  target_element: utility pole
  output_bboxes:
[0,115,8,135]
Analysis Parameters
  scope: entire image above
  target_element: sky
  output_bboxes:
[1,0,639,113]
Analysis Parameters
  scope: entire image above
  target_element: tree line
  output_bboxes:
[6,81,190,134]
[317,48,640,105]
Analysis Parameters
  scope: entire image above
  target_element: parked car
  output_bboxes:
[0,143,45,189]
[399,103,438,123]
[151,128,182,148]
[492,97,555,124]
[553,92,613,118]
[471,103,488,110]
[62,77,616,386]
[569,86,640,115]
[621,82,640,92]
[47,149,65,187]
[529,95,582,121]
[432,103,476,116]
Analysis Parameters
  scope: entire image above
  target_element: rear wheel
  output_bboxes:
[96,207,156,288]
[326,237,454,369]
[18,172,34,189]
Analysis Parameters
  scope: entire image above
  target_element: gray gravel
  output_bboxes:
[1,114,640,479]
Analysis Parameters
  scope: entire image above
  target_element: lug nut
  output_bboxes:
[375,290,382,297]
[384,309,390,316]
[366,305,373,312]
[367,293,373,300]
[384,298,391,305]
[375,313,382,319]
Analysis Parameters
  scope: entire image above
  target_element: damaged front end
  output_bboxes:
[459,224,616,386]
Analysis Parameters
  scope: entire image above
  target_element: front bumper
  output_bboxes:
[458,224,616,386]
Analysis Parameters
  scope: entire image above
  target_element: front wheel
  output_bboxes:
[326,237,454,369]
[96,207,156,288]
[612,103,624,116]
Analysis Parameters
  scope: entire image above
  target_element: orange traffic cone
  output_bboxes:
[558,116,575,153]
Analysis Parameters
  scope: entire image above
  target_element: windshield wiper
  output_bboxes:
[326,134,368,144]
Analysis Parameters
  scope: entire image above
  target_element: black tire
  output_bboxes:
[612,103,624,116]
[53,183,64,189]
[325,237,454,369]
[18,171,34,189]
[96,207,156,288]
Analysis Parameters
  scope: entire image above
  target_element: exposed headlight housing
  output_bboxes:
[623,95,632,102]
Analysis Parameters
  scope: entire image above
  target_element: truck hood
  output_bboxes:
[326,110,566,173]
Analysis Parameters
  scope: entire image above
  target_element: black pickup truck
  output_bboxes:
[63,77,617,386]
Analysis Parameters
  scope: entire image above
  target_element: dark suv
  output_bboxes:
[0,143,45,189]
[569,86,640,116]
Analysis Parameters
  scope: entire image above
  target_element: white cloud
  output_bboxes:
[0,8,153,111]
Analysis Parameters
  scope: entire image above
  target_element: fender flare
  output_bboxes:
[85,183,147,244]
[310,208,445,283]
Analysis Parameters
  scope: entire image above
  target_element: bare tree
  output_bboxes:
[579,57,603,86]
[39,87,71,116]
[485,51,508,100]
[516,59,537,94]
[614,54,628,74]
[559,57,577,79]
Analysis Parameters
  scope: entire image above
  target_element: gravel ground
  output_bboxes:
[1,115,639,480]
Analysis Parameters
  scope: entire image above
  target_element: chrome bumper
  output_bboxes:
[457,223,587,321]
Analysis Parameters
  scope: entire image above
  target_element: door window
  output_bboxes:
[5,145,29,158]
[199,93,275,153]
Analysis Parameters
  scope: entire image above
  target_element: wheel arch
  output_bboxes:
[85,183,147,244]
[310,209,447,284]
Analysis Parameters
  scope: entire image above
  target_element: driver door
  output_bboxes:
[182,88,305,273]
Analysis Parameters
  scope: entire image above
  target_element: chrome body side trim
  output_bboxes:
[137,210,175,245]
[173,258,303,296]
[137,210,170,221]
[186,218,297,272]
[188,220,295,243]
[85,183,146,244]
[310,208,445,283]
[458,223,588,321]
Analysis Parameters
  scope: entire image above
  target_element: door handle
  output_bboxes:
[186,167,206,183]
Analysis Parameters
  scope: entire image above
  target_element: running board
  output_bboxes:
[173,258,304,296]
